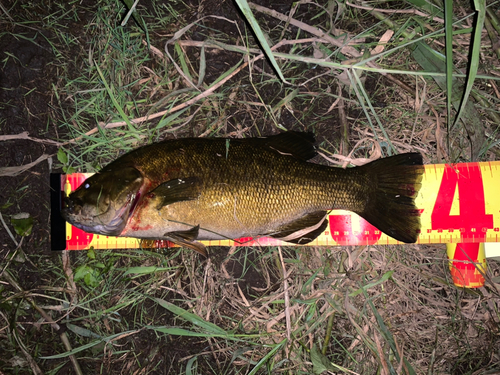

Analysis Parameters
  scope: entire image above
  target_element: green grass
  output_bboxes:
[1,0,500,373]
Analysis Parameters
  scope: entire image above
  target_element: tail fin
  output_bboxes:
[357,153,423,243]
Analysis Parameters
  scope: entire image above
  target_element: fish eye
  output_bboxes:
[84,183,90,189]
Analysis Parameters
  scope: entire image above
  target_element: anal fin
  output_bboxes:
[271,211,328,245]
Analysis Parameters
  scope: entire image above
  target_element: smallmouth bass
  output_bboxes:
[62,132,423,256]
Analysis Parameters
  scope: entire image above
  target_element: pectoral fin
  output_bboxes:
[150,177,202,209]
[163,225,207,257]
[271,211,328,244]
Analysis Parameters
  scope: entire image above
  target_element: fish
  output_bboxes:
[61,132,424,256]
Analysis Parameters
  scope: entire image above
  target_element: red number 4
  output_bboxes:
[431,163,493,241]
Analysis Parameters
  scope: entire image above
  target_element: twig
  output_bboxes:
[248,2,385,73]
[66,38,295,143]
[62,63,243,143]
[338,86,349,156]
[0,211,18,247]
[345,1,444,24]
[249,2,356,54]
[322,251,348,355]
[277,247,291,346]
[0,132,63,146]
[2,271,84,375]
[0,154,52,177]
[430,105,449,160]
[174,39,261,54]
[61,251,78,309]
[174,37,321,55]
[317,151,372,166]
[121,0,140,26]
[12,328,43,374]
[0,2,14,21]
[374,331,390,375]
[485,16,500,59]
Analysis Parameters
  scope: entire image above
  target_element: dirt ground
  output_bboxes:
[1,15,59,286]
[1,0,500,374]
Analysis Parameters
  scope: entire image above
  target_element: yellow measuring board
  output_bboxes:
[56,161,500,252]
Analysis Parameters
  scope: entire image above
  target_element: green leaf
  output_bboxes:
[10,213,33,237]
[248,339,287,375]
[211,57,245,86]
[148,326,226,338]
[411,41,484,160]
[186,356,198,375]
[310,344,359,374]
[95,63,138,134]
[310,344,334,374]
[406,0,443,18]
[349,270,394,297]
[66,323,103,339]
[63,166,76,174]
[152,297,227,335]
[301,269,320,294]
[123,266,174,276]
[444,0,454,136]
[174,41,193,82]
[155,107,189,130]
[74,265,92,280]
[39,330,139,359]
[1,202,13,210]
[84,272,99,288]
[234,0,286,83]
[74,265,100,287]
[39,339,105,359]
[87,247,96,260]
[365,293,417,375]
[57,148,68,164]
[121,0,150,47]
[305,303,317,323]
[451,0,485,139]
[197,46,206,87]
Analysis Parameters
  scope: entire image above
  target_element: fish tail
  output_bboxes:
[356,153,424,243]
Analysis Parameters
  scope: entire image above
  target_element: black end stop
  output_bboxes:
[50,173,67,251]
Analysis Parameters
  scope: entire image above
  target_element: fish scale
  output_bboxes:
[126,140,352,239]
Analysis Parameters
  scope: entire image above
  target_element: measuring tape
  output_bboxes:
[51,161,500,287]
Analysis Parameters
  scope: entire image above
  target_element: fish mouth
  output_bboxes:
[62,191,142,236]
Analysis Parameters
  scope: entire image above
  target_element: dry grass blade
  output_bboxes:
[12,329,43,375]
[277,247,291,344]
[2,272,84,375]
[249,2,385,72]
[0,132,63,146]
[345,1,445,23]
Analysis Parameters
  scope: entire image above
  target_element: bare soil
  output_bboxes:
[1,1,499,374]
